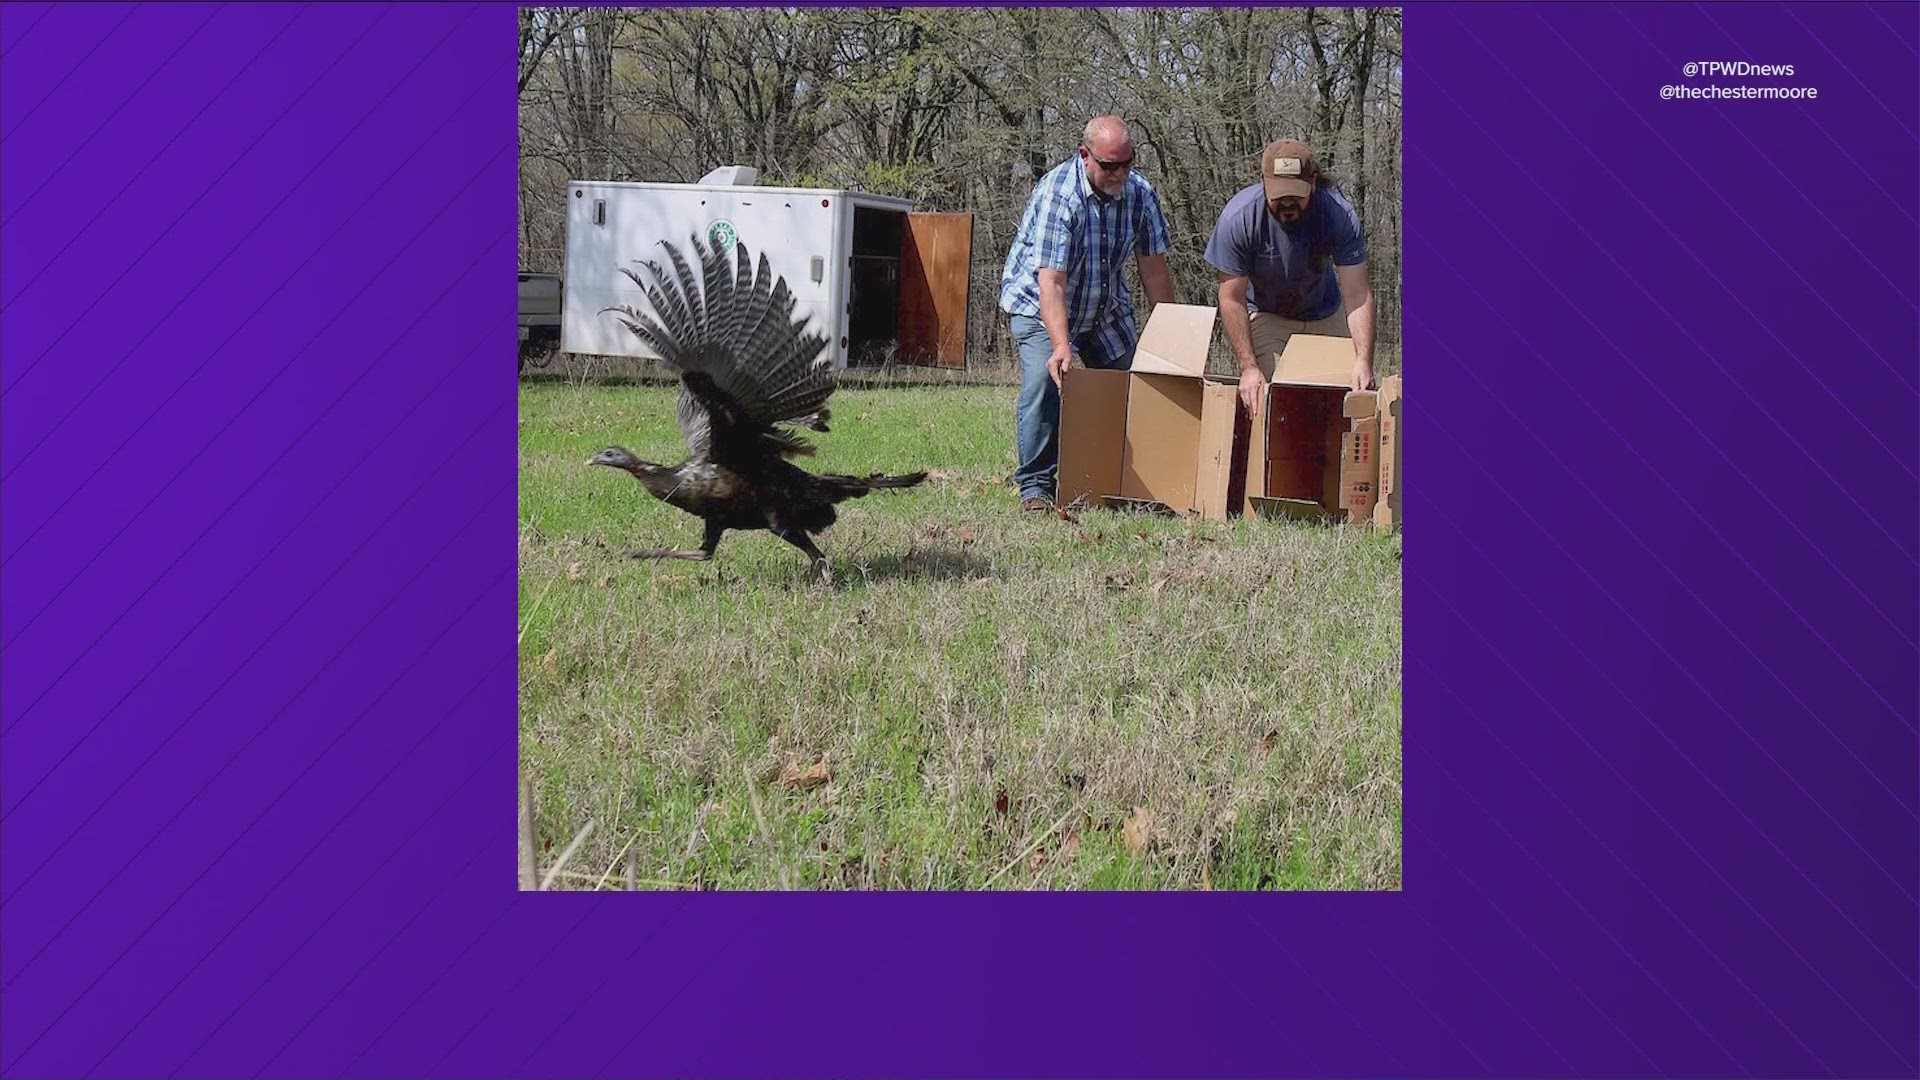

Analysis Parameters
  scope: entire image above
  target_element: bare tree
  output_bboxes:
[516,7,1404,355]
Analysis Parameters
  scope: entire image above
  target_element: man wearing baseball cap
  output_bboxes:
[1204,138,1377,413]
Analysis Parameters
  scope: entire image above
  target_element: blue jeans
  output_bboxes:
[1010,314,1135,501]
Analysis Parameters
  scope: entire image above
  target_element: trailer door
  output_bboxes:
[897,212,972,369]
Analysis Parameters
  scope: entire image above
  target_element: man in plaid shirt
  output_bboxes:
[999,116,1176,513]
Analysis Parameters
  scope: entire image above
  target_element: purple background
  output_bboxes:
[2,2,1914,1077]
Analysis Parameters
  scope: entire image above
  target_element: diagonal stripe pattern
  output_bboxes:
[0,4,1913,1078]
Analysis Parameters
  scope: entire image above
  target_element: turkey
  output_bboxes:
[589,237,926,583]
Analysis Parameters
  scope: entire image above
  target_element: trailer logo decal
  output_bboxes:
[707,219,738,252]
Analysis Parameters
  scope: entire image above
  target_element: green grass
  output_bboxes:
[519,377,1401,890]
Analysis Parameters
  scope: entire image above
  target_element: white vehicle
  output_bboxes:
[561,167,972,370]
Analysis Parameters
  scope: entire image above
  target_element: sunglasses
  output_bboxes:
[1083,148,1134,171]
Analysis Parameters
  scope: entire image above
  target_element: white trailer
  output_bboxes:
[561,174,973,370]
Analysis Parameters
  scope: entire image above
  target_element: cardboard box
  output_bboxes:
[1340,398,1380,524]
[1244,334,1381,526]
[1058,314,1398,530]
[1373,374,1402,531]
[1057,304,1241,519]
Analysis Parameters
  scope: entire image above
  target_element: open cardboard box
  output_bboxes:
[1056,304,1241,520]
[1057,310,1399,529]
[1244,334,1386,527]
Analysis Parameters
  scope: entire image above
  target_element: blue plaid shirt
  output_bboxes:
[998,155,1172,361]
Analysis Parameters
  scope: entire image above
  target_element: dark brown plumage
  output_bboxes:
[589,237,926,581]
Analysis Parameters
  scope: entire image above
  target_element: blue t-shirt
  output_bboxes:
[1202,182,1367,321]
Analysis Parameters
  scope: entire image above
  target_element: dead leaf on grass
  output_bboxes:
[1121,806,1158,855]
[565,562,585,582]
[775,758,833,791]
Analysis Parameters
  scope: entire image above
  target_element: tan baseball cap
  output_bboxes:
[1261,139,1318,200]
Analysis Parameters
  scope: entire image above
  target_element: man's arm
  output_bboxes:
[1136,253,1176,306]
[1218,273,1265,414]
[1039,268,1075,388]
[1336,261,1377,391]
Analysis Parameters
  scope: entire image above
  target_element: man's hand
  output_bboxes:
[1047,342,1074,389]
[1238,367,1267,415]
[1350,357,1376,392]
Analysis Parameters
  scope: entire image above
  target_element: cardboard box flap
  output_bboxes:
[1192,382,1239,521]
[1057,368,1130,511]
[1339,413,1380,520]
[1129,303,1217,378]
[1120,374,1205,508]
[1273,333,1353,386]
[1374,375,1402,530]
[1249,496,1338,523]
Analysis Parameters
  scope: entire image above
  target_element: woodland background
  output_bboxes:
[517,7,1403,361]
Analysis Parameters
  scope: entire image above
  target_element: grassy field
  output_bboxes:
[518,374,1401,890]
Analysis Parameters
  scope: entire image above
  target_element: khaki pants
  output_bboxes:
[1248,306,1350,379]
